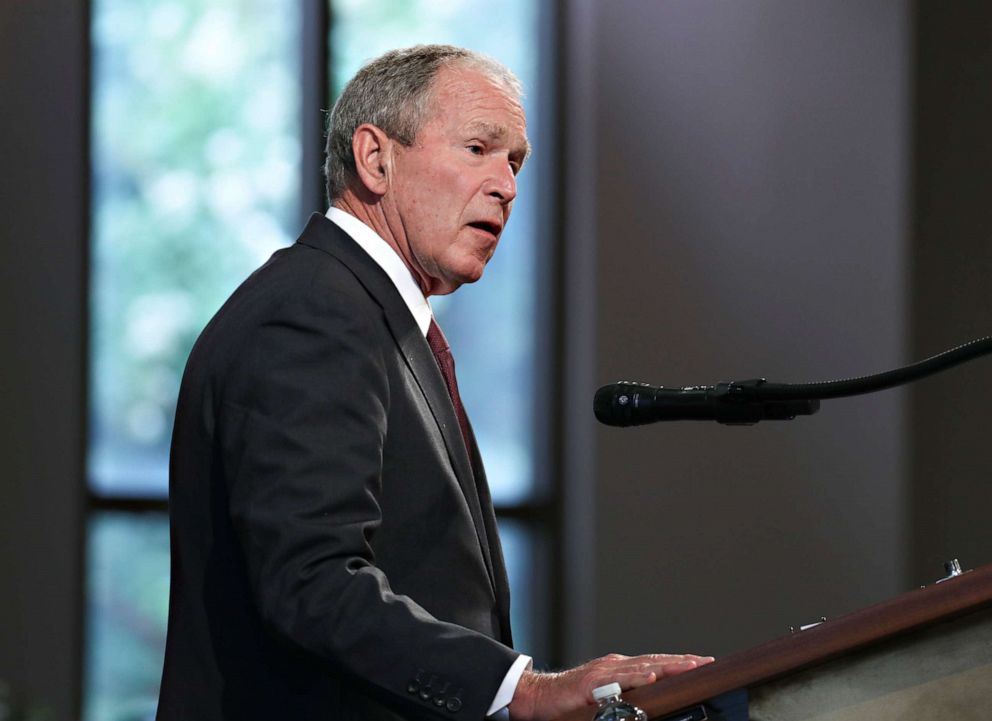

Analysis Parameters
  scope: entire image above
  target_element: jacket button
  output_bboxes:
[419,675,437,702]
[409,669,428,694]
[433,696,446,707]
[446,697,462,713]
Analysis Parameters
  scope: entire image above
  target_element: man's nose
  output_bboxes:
[486,160,517,204]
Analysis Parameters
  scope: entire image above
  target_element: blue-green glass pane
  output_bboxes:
[330,0,544,505]
[89,0,302,496]
[498,518,550,664]
[84,512,170,721]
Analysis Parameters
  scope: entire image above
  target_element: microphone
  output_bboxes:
[594,337,992,427]
[594,381,821,427]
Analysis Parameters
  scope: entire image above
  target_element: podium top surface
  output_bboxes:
[554,563,992,721]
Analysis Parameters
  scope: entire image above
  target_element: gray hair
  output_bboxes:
[323,44,523,203]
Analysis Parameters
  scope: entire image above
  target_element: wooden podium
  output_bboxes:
[555,563,992,721]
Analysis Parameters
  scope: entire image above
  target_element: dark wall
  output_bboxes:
[577,0,912,658]
[0,1,86,718]
[910,2,992,581]
[563,0,992,663]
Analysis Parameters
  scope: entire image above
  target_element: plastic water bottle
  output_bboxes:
[591,683,648,721]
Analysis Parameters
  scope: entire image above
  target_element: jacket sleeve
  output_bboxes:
[216,269,518,720]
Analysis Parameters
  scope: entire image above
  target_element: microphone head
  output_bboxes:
[593,384,617,425]
[594,381,644,426]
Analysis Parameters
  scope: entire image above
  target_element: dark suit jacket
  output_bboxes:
[157,214,518,721]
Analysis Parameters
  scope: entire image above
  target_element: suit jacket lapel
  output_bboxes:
[390,321,501,602]
[466,423,513,646]
[296,214,500,601]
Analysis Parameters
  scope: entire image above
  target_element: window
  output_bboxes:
[86,1,555,716]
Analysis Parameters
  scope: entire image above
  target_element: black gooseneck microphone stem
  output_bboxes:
[595,336,992,426]
[735,335,992,401]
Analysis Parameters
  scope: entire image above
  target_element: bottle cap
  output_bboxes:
[592,683,622,701]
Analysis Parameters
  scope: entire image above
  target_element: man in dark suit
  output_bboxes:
[157,45,711,721]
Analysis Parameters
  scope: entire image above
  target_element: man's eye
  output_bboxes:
[467,144,484,155]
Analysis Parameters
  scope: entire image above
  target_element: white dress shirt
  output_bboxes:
[325,207,532,719]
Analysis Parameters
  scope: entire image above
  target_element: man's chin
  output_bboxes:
[430,264,486,296]
[431,277,474,296]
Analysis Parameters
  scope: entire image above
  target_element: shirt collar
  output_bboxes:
[325,207,433,337]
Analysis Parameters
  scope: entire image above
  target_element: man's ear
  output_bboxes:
[351,123,393,196]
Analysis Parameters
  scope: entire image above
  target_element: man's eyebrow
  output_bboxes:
[466,121,508,139]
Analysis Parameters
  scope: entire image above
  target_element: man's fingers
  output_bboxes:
[641,653,714,664]
[654,659,701,677]
[684,654,716,664]
[588,655,711,674]
[580,652,715,699]
[585,659,697,686]
[586,670,657,698]
[635,654,716,675]
[622,670,657,686]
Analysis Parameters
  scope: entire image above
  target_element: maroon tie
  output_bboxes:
[426,318,472,454]
[426,319,498,596]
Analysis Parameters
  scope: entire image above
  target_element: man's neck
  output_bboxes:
[324,206,434,336]
[331,194,434,296]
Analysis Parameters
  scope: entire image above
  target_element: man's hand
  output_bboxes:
[507,653,714,721]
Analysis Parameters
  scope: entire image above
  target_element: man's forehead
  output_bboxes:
[433,67,523,116]
[424,66,531,154]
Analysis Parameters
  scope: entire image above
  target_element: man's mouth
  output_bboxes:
[466,220,502,238]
